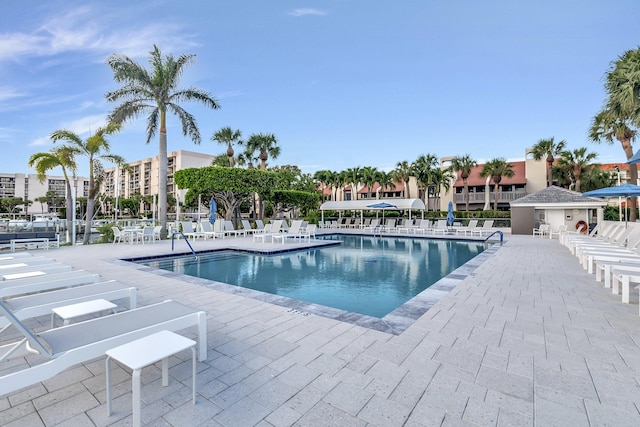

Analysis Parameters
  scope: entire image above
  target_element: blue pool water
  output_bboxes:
[138,235,484,318]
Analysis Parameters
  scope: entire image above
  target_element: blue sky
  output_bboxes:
[1,0,639,178]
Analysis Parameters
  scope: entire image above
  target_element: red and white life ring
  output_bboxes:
[576,220,588,233]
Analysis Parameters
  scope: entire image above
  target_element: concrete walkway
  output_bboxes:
[1,233,639,426]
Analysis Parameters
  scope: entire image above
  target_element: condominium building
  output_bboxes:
[0,173,89,216]
[101,149,215,200]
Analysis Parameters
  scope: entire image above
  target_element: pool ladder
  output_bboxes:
[171,231,198,259]
[483,230,504,244]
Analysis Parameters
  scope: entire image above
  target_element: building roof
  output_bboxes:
[510,185,607,207]
[453,161,527,187]
[320,198,425,211]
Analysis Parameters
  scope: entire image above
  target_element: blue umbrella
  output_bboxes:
[367,202,397,222]
[209,198,217,224]
[582,183,640,198]
[446,201,455,226]
[626,151,640,164]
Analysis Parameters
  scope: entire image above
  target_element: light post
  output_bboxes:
[614,165,622,222]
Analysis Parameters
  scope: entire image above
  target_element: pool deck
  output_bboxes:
[1,231,640,426]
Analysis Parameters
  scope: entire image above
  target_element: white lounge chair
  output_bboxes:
[200,222,224,239]
[137,226,156,244]
[397,219,414,234]
[532,224,550,238]
[224,220,246,238]
[253,220,283,243]
[430,219,448,235]
[455,219,478,236]
[273,220,304,244]
[382,219,396,233]
[299,224,317,242]
[471,220,494,237]
[0,270,101,299]
[548,224,567,239]
[363,219,380,233]
[241,220,256,235]
[0,263,73,280]
[0,299,207,395]
[0,280,137,333]
[180,222,205,240]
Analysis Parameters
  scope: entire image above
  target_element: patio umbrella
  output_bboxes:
[209,198,217,225]
[367,202,397,222]
[582,183,640,226]
[446,201,455,226]
[626,150,640,164]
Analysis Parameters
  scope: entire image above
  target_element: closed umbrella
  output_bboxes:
[446,201,455,227]
[209,198,217,225]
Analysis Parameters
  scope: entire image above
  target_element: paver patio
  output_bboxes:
[0,231,639,426]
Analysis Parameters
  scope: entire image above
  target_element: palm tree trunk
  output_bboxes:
[493,183,499,211]
[82,177,94,245]
[158,117,168,238]
[463,179,469,211]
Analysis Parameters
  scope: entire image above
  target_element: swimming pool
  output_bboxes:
[136,235,485,319]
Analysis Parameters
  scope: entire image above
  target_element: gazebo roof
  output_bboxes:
[320,198,425,211]
[510,186,607,208]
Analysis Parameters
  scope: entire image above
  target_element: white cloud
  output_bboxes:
[288,9,327,17]
[61,114,108,135]
[0,87,26,103]
[0,7,198,63]
[29,136,50,147]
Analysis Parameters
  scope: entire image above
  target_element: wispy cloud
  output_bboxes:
[61,114,108,136]
[0,87,25,103]
[29,136,50,147]
[288,8,328,17]
[0,6,198,63]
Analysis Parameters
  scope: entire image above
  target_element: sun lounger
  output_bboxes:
[0,270,101,299]
[412,219,432,235]
[224,220,246,237]
[0,280,137,333]
[455,219,478,236]
[363,219,380,233]
[0,263,73,280]
[0,299,207,395]
[430,219,448,235]
[595,259,640,288]
[241,220,256,235]
[611,269,640,303]
[397,219,414,234]
[180,221,205,240]
[199,222,224,239]
[253,220,283,243]
[471,220,494,237]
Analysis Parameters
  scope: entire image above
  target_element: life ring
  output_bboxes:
[576,220,588,233]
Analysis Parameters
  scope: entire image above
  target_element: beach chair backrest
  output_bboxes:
[482,220,494,229]
[255,219,265,230]
[0,299,52,358]
[181,221,195,233]
[242,220,253,231]
[467,219,478,229]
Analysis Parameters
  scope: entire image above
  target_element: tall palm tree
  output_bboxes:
[313,170,332,201]
[211,127,243,167]
[529,137,566,187]
[28,146,78,236]
[392,160,412,198]
[429,167,454,211]
[245,133,280,170]
[412,154,439,210]
[343,167,362,201]
[376,170,396,199]
[590,47,640,221]
[557,147,598,192]
[360,166,379,199]
[480,158,515,211]
[450,154,477,211]
[105,45,220,237]
[51,123,127,244]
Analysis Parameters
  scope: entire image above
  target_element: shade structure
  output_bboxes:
[582,183,640,198]
[446,201,455,226]
[209,198,217,224]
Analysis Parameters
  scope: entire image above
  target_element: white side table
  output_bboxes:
[51,298,117,328]
[106,330,196,427]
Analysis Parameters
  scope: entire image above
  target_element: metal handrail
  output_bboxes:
[483,230,504,244]
[171,231,198,259]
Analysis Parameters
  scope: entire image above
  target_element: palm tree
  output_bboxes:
[105,45,220,237]
[480,158,515,211]
[450,154,477,211]
[343,167,363,201]
[392,160,412,198]
[376,170,396,198]
[429,167,454,211]
[313,170,333,201]
[360,166,379,199]
[28,146,78,237]
[245,133,280,170]
[530,138,566,187]
[51,123,127,244]
[590,47,640,221]
[412,154,439,210]
[211,127,243,167]
[557,147,598,192]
